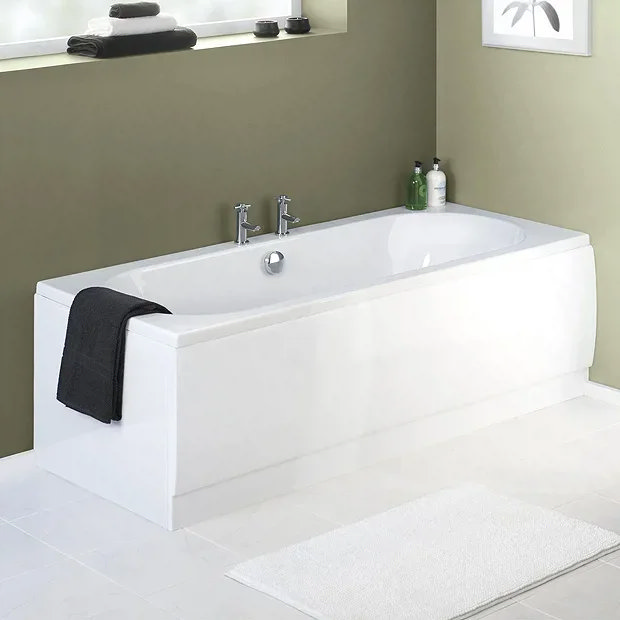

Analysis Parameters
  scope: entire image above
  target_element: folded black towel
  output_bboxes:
[109,2,160,18]
[57,287,171,424]
[67,27,197,58]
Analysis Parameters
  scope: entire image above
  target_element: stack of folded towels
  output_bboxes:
[67,2,197,58]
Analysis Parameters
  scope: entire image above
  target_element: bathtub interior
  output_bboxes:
[105,213,527,315]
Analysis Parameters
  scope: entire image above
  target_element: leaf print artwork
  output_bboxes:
[484,0,590,55]
[502,0,560,37]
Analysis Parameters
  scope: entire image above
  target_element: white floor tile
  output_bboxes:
[148,572,309,619]
[511,397,620,445]
[377,427,594,511]
[384,427,517,479]
[78,529,242,596]
[467,596,540,619]
[0,559,176,620]
[464,415,620,510]
[466,397,620,469]
[188,496,337,558]
[414,394,620,471]
[12,495,163,556]
[0,451,34,482]
[287,466,431,525]
[475,449,599,509]
[88,605,177,620]
[373,444,482,491]
[596,480,620,503]
[556,425,620,489]
[373,409,569,499]
[0,463,91,522]
[443,417,554,461]
[600,549,620,568]
[555,494,620,534]
[0,523,63,582]
[523,561,620,620]
[471,601,561,619]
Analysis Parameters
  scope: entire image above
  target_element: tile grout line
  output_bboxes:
[0,562,58,588]
[593,491,620,506]
[183,527,246,555]
[552,489,620,511]
[600,559,620,568]
[519,599,564,619]
[6,519,183,619]
[498,398,620,447]
[554,416,620,448]
[371,408,620,479]
[0,520,72,586]
[5,495,91,525]
[474,598,529,618]
[599,552,620,568]
[185,503,343,552]
[66,555,184,620]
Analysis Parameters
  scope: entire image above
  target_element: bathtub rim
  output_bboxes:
[36,203,591,348]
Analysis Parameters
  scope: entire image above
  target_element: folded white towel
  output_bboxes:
[86,14,178,37]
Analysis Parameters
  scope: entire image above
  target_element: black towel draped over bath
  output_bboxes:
[57,287,171,424]
[109,2,161,18]
[67,27,197,58]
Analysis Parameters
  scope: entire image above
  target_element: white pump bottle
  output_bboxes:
[426,157,447,212]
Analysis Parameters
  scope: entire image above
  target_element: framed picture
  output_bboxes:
[482,0,591,56]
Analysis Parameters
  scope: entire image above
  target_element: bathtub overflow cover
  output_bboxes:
[264,251,285,275]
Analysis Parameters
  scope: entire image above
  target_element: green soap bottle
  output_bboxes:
[406,161,427,211]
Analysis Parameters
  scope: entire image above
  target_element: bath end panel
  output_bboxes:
[34,293,177,529]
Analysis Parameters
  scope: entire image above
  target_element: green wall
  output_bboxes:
[0,0,437,458]
[437,0,619,388]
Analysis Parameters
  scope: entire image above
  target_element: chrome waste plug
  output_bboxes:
[264,251,285,275]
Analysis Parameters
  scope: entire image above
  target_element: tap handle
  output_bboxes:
[235,203,252,213]
[282,213,300,224]
[276,195,291,205]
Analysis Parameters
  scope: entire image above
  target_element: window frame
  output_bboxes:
[0,0,302,61]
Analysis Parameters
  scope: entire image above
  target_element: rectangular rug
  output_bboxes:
[227,484,620,620]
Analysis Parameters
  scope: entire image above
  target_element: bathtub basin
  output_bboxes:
[34,203,596,529]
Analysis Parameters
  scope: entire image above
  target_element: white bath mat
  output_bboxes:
[227,484,620,620]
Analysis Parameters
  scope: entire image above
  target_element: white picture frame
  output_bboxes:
[482,0,591,56]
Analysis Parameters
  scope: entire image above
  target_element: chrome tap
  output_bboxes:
[275,195,300,236]
[234,203,261,245]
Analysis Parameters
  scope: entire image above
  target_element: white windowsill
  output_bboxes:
[0,27,344,74]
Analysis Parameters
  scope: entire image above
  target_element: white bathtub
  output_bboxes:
[34,203,596,529]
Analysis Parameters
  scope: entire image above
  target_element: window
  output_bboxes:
[0,1,301,61]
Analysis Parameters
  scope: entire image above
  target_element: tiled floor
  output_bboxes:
[2,396,620,619]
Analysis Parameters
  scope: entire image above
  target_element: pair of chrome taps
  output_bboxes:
[235,195,300,245]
